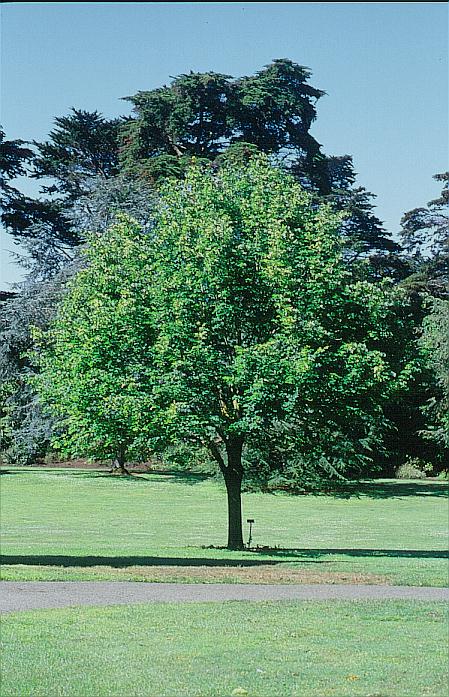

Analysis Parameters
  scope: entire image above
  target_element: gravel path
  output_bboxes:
[1,581,448,613]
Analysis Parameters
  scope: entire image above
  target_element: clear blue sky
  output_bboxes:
[1,2,447,288]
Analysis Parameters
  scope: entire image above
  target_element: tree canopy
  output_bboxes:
[120,59,327,188]
[400,172,449,297]
[0,127,57,237]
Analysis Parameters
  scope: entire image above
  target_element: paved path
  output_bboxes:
[1,581,448,613]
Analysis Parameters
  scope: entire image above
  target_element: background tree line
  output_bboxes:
[0,58,447,477]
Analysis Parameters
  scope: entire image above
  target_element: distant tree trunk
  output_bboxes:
[109,450,130,475]
[224,437,244,550]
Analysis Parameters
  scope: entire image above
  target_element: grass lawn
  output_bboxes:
[0,467,448,586]
[1,600,447,697]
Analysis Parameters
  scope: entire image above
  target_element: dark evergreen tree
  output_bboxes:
[0,275,68,464]
[0,127,49,236]
[120,60,400,265]
[378,173,449,474]
[324,156,402,266]
[400,172,448,297]
[2,111,121,244]
[32,109,121,200]
[120,59,328,189]
[0,128,33,185]
[5,62,401,264]
[420,298,449,450]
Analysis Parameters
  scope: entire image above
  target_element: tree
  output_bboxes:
[67,173,156,236]
[379,173,449,472]
[0,128,74,465]
[32,217,155,473]
[5,61,399,265]
[420,299,449,449]
[400,172,449,297]
[0,128,32,183]
[374,294,440,474]
[0,127,47,236]
[121,61,400,266]
[147,158,416,548]
[323,155,404,277]
[5,60,407,472]
[0,278,65,464]
[2,110,121,244]
[32,109,121,201]
[120,59,327,187]
[35,158,416,548]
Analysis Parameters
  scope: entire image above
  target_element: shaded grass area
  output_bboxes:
[1,468,448,586]
[1,600,447,697]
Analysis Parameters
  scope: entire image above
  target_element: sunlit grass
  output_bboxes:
[1,600,447,697]
[1,467,447,585]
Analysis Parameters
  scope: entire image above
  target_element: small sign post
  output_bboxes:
[246,518,255,548]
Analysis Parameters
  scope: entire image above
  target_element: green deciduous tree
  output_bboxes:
[33,217,155,473]
[147,159,415,547]
[34,160,416,547]
[0,173,157,466]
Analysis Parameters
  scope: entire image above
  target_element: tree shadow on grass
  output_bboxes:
[0,554,285,568]
[1,547,447,569]
[2,469,447,497]
[53,470,213,485]
[0,468,213,485]
[258,479,448,501]
[316,481,449,500]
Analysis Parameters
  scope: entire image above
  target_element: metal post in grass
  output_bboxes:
[246,518,254,548]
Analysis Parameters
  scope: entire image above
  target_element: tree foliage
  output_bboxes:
[120,60,397,266]
[2,58,440,481]
[120,59,327,187]
[2,110,121,244]
[323,155,403,275]
[420,299,449,449]
[0,127,55,236]
[400,172,449,297]
[33,218,155,472]
[32,109,121,201]
[0,279,66,464]
[3,61,398,267]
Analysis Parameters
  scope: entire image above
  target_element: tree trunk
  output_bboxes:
[109,452,130,475]
[224,438,244,550]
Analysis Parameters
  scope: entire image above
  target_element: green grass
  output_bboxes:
[1,600,447,697]
[1,467,448,586]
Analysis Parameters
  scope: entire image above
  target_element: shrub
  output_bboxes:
[395,457,433,479]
